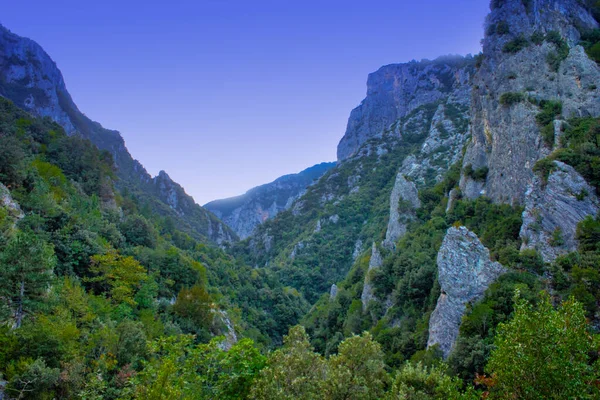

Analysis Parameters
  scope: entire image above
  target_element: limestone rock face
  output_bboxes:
[461,0,600,205]
[0,183,24,223]
[330,284,338,300]
[428,227,506,357]
[205,162,335,239]
[337,56,475,161]
[383,174,420,249]
[361,243,383,311]
[215,311,238,351]
[520,161,600,262]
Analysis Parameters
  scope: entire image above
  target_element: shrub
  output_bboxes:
[531,31,545,45]
[532,158,557,185]
[464,164,489,181]
[545,31,570,72]
[535,100,562,126]
[499,92,525,106]
[496,21,510,35]
[541,122,556,147]
[503,35,529,53]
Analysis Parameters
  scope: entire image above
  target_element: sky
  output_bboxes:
[2,0,489,205]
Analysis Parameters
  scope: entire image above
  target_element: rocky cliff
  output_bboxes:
[461,0,600,205]
[205,162,335,239]
[0,24,234,244]
[337,55,475,161]
[428,227,506,358]
[520,161,599,262]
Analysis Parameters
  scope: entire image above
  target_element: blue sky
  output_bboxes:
[3,0,489,204]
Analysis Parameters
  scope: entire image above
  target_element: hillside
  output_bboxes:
[205,162,335,239]
[0,24,235,245]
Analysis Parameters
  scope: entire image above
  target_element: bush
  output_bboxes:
[535,100,562,126]
[499,92,525,106]
[541,122,556,147]
[545,31,570,72]
[120,214,158,247]
[464,164,489,181]
[503,36,529,53]
[496,21,510,35]
[532,158,557,185]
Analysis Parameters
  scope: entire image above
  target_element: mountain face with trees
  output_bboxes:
[205,162,335,239]
[0,24,235,245]
[1,0,600,399]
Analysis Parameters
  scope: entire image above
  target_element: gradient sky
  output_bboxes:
[2,0,489,205]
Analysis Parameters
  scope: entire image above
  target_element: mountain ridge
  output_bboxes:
[205,162,335,239]
[0,23,235,244]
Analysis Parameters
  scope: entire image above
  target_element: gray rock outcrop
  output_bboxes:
[0,183,24,222]
[520,161,600,262]
[383,174,421,249]
[461,0,600,205]
[330,284,338,300]
[361,243,383,311]
[428,227,506,357]
[337,56,475,161]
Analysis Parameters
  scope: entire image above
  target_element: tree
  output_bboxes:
[484,292,600,399]
[386,362,477,400]
[172,285,214,339]
[87,251,148,306]
[0,230,55,327]
[251,326,326,400]
[324,332,388,400]
[120,215,158,248]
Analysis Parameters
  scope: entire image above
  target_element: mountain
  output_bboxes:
[205,162,336,239]
[0,24,235,245]
[236,0,600,378]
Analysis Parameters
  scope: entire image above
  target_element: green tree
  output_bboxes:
[251,325,326,400]
[87,251,148,306]
[0,231,55,327]
[324,332,388,400]
[386,362,477,400]
[172,284,214,338]
[485,292,600,399]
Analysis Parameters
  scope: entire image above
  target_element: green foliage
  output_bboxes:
[324,332,388,400]
[121,215,158,248]
[87,251,149,306]
[499,92,524,106]
[251,326,326,399]
[172,285,214,339]
[495,21,510,35]
[502,35,529,53]
[0,230,56,327]
[134,335,266,400]
[537,117,600,192]
[545,31,570,72]
[535,100,562,126]
[485,294,600,399]
[463,164,489,181]
[387,362,478,399]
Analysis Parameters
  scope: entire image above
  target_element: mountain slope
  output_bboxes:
[0,24,235,244]
[239,0,600,376]
[205,162,335,239]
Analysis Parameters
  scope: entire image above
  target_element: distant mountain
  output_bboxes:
[205,162,335,239]
[0,24,235,244]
